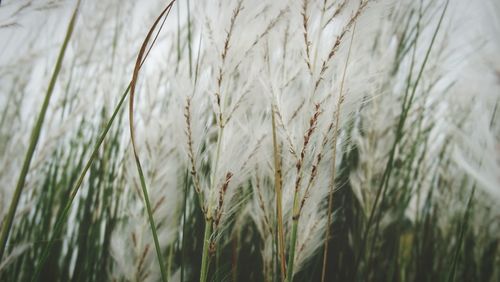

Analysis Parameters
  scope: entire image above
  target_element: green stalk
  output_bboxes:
[285,105,321,281]
[181,170,189,282]
[286,197,300,282]
[271,104,286,280]
[167,243,174,278]
[200,219,213,282]
[448,186,476,282]
[133,155,169,281]
[199,127,224,282]
[187,0,193,77]
[128,3,176,282]
[199,97,226,281]
[0,0,80,262]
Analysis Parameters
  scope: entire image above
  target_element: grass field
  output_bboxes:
[0,0,499,281]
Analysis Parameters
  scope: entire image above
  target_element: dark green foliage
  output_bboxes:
[1,114,124,282]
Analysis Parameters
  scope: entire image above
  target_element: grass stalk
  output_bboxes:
[134,155,169,281]
[286,105,321,282]
[0,0,81,262]
[187,0,193,77]
[286,195,300,282]
[321,22,356,282]
[199,123,224,282]
[200,218,213,282]
[197,2,241,273]
[181,170,189,282]
[128,2,176,281]
[271,103,286,281]
[448,186,476,282]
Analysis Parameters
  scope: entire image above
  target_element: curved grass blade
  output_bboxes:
[129,2,177,281]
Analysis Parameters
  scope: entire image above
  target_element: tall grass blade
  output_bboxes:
[448,186,476,282]
[0,0,81,263]
[128,2,177,282]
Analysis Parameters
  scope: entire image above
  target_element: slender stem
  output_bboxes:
[167,244,174,279]
[286,202,300,282]
[181,170,189,282]
[0,0,80,262]
[200,219,213,282]
[448,186,475,282]
[231,232,239,282]
[321,22,356,282]
[271,104,286,280]
[128,3,176,281]
[133,155,169,281]
[211,126,224,190]
[286,105,320,281]
[200,123,224,279]
[187,0,193,77]
[199,113,225,282]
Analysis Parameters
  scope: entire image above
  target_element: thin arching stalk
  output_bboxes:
[128,2,177,281]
